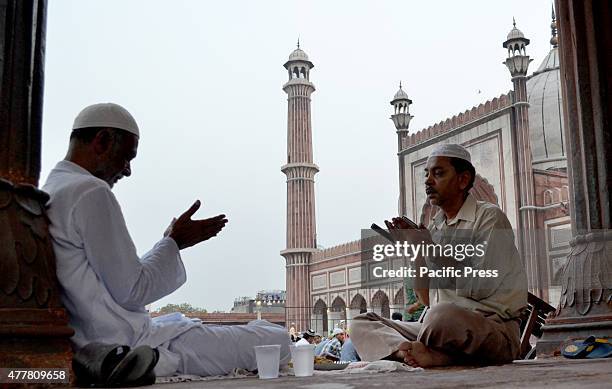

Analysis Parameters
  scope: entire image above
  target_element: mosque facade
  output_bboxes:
[282,14,571,335]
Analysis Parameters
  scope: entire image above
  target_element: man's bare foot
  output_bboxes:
[392,341,453,368]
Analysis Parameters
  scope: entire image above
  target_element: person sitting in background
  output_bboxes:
[289,324,297,342]
[321,328,346,361]
[315,334,330,356]
[339,337,360,362]
[295,329,316,346]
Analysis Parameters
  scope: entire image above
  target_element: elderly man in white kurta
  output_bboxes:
[351,144,528,367]
[43,103,290,376]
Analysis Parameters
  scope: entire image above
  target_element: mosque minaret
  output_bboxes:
[390,82,413,217]
[503,20,540,295]
[280,42,319,332]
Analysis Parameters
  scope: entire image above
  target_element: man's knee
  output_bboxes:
[422,302,468,328]
[419,303,473,346]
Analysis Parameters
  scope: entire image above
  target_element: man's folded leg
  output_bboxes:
[350,312,421,361]
[418,302,521,364]
[350,305,520,366]
[164,320,291,376]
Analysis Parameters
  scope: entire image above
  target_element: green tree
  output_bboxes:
[155,303,207,315]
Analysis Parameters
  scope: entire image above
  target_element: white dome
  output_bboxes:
[526,47,566,170]
[507,26,525,41]
[393,87,409,101]
[288,48,309,62]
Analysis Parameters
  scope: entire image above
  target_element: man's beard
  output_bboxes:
[93,160,116,188]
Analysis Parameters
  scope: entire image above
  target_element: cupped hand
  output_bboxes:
[168,200,228,250]
[384,217,432,244]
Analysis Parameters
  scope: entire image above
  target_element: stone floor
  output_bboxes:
[153,358,612,389]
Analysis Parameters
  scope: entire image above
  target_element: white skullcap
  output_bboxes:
[72,103,139,138]
[428,143,471,163]
[331,328,345,336]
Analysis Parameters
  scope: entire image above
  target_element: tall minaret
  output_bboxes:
[390,82,413,216]
[280,42,319,332]
[503,20,540,295]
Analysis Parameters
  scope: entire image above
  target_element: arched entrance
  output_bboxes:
[347,294,368,331]
[350,294,367,313]
[312,299,328,336]
[394,287,405,306]
[392,287,405,318]
[371,290,390,319]
[329,296,347,332]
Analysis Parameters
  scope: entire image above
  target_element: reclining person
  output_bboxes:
[43,103,291,376]
[351,144,527,367]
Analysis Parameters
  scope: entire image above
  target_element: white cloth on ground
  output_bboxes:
[43,160,290,376]
[164,319,291,376]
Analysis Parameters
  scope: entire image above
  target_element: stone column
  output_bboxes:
[539,0,612,354]
[0,0,74,370]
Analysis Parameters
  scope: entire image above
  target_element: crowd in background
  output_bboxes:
[288,308,422,363]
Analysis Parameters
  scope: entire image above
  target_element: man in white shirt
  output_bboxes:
[351,144,527,367]
[295,329,315,346]
[43,103,291,376]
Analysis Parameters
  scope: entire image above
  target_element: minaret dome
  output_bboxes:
[503,18,532,77]
[390,82,413,132]
[284,41,314,80]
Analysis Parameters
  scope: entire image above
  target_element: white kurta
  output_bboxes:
[295,338,310,346]
[43,160,290,376]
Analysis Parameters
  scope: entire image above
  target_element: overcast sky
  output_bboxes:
[41,0,555,312]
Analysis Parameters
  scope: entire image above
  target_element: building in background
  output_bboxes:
[148,290,287,327]
[230,290,286,314]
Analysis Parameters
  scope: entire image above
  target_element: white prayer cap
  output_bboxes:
[331,328,345,336]
[428,143,471,163]
[72,103,140,138]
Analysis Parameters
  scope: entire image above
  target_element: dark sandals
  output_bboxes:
[72,342,159,387]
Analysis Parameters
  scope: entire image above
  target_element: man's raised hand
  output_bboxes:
[385,216,431,306]
[384,217,431,244]
[168,200,228,250]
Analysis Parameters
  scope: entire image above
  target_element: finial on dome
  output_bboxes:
[399,81,402,89]
[297,37,300,49]
[513,17,516,27]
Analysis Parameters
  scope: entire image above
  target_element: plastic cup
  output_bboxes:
[290,344,315,377]
[254,345,281,379]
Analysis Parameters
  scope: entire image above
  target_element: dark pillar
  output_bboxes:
[539,0,612,355]
[0,0,74,370]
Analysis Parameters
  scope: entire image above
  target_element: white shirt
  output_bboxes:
[295,338,311,346]
[428,194,528,319]
[43,160,197,351]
